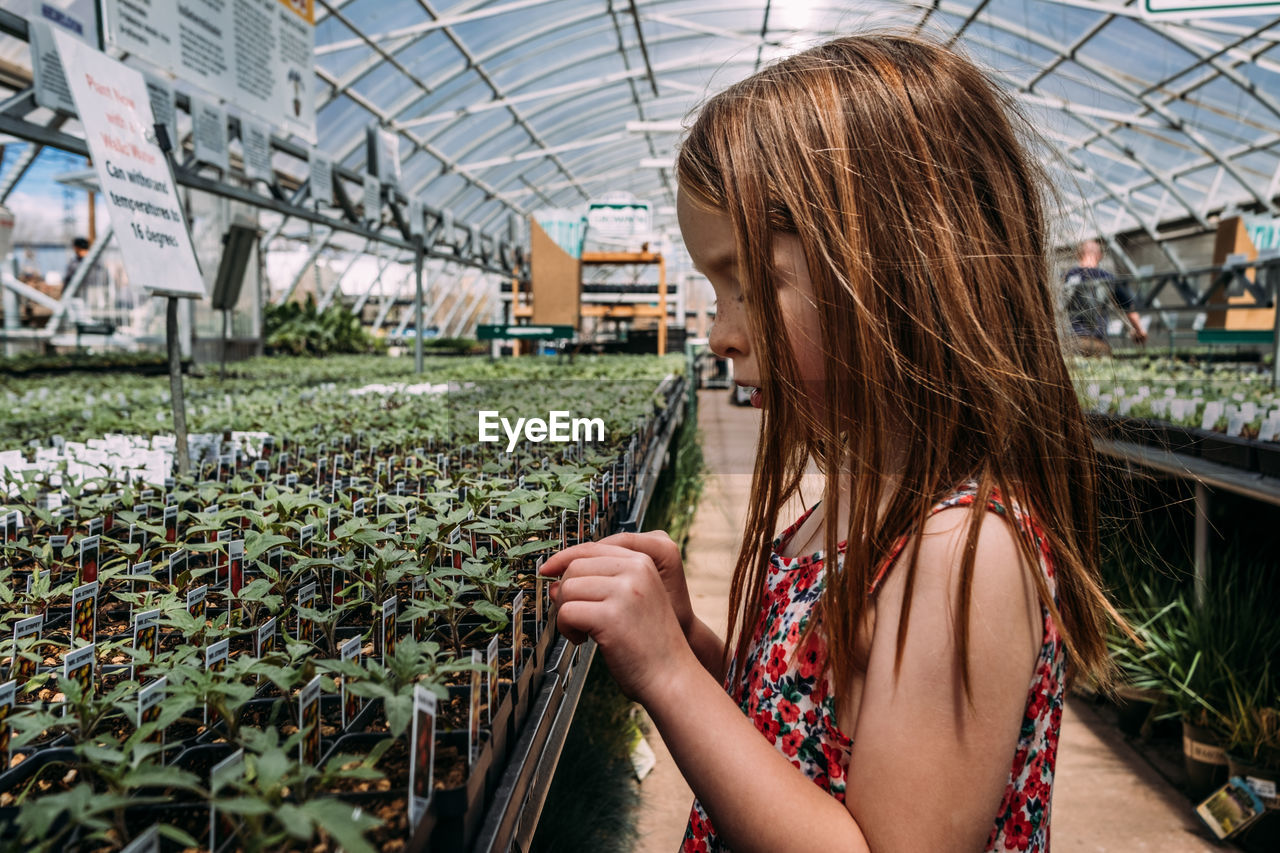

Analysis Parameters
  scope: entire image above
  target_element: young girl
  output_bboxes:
[540,33,1120,852]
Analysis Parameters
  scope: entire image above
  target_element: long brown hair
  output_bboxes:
[677,33,1122,696]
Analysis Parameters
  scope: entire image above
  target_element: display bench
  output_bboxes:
[0,363,689,852]
[1094,431,1280,609]
[435,373,687,853]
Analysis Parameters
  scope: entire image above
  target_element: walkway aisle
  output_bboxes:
[632,390,1219,853]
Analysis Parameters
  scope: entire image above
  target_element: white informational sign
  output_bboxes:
[28,20,78,115]
[1143,0,1280,16]
[409,200,424,237]
[53,31,206,299]
[241,120,273,182]
[0,206,14,260]
[363,174,381,225]
[99,0,317,142]
[309,149,332,208]
[143,73,176,150]
[192,96,230,173]
[1245,216,1280,252]
[367,125,401,189]
[587,194,652,238]
[11,0,100,44]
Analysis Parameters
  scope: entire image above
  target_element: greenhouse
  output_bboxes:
[1,0,1280,850]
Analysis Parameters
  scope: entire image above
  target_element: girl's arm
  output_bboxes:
[541,545,870,853]
[841,507,1044,852]
[543,507,1042,852]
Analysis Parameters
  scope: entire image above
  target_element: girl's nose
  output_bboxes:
[709,313,748,360]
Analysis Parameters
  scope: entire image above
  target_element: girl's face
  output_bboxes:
[677,189,826,409]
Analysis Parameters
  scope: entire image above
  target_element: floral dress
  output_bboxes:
[681,484,1065,852]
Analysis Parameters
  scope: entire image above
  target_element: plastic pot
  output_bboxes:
[1227,754,1280,853]
[1183,720,1229,800]
[1257,443,1280,479]
[1113,685,1159,739]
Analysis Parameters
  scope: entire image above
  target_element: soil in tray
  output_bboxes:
[325,736,467,794]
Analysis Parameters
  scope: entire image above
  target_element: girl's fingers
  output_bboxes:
[555,599,609,645]
[540,544,647,577]
[549,574,614,606]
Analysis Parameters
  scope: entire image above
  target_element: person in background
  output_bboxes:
[1063,239,1146,356]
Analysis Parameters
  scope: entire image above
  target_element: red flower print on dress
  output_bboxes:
[686,484,1064,853]
[766,645,788,681]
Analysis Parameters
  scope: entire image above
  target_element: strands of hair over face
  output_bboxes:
[677,33,1125,699]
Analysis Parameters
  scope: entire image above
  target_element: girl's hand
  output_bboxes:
[539,542,695,703]
[594,531,694,636]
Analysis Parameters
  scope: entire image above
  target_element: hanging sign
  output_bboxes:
[192,96,230,173]
[142,73,176,151]
[98,0,317,142]
[28,20,78,115]
[309,149,332,208]
[241,119,273,182]
[53,31,206,299]
[1143,0,1280,16]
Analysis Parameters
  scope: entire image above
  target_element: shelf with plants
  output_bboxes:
[1072,356,1280,478]
[1097,479,1280,852]
[0,353,689,852]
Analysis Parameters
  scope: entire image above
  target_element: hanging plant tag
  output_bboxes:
[340,635,362,728]
[136,675,165,752]
[11,614,42,684]
[297,582,316,644]
[408,685,437,828]
[0,680,13,769]
[229,539,245,596]
[167,548,184,585]
[24,569,48,614]
[79,534,99,584]
[299,674,322,767]
[206,638,229,674]
[63,643,96,711]
[535,557,546,633]
[209,748,245,850]
[87,517,103,537]
[412,576,428,641]
[254,612,275,655]
[381,596,397,664]
[253,460,269,480]
[72,580,98,644]
[132,608,160,681]
[187,585,208,624]
[511,590,526,672]
[331,565,348,607]
[163,504,178,544]
[468,649,481,766]
[299,524,315,557]
[486,634,499,727]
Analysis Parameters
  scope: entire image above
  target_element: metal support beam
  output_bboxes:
[0,126,55,203]
[317,241,378,311]
[435,285,474,340]
[351,251,398,315]
[1194,482,1209,611]
[372,289,399,332]
[47,226,114,331]
[275,227,335,305]
[413,237,425,374]
[1,270,61,312]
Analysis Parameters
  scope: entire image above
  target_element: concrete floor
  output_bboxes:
[631,389,1221,853]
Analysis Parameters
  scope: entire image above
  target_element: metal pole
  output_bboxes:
[166,297,191,476]
[414,235,424,374]
[1194,482,1209,610]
